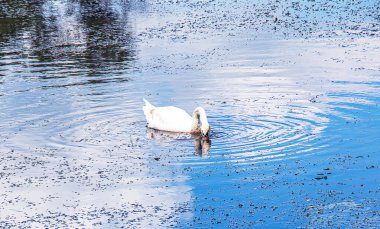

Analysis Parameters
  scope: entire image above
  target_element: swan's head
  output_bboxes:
[201,124,210,139]
[192,107,210,139]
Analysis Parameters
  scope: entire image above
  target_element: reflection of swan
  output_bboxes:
[146,128,193,140]
[194,138,212,157]
[146,128,212,156]
[143,99,210,138]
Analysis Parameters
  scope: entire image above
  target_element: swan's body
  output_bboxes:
[143,99,210,136]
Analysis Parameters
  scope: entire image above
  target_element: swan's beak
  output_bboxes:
[201,132,209,140]
[201,124,210,140]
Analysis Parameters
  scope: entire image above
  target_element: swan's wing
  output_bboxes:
[143,99,156,123]
[149,106,193,132]
[143,98,154,108]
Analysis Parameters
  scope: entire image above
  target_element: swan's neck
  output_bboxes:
[191,107,209,132]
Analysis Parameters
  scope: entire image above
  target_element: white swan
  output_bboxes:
[143,99,210,137]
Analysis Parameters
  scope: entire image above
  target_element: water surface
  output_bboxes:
[1,0,380,227]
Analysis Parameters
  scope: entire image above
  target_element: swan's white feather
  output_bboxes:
[143,99,193,132]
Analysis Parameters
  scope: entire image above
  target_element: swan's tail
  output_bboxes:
[143,98,155,124]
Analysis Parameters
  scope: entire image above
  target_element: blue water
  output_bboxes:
[184,93,380,227]
[0,0,379,227]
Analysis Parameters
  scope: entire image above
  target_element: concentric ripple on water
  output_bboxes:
[180,105,328,165]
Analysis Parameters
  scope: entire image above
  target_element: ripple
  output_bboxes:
[183,106,329,165]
